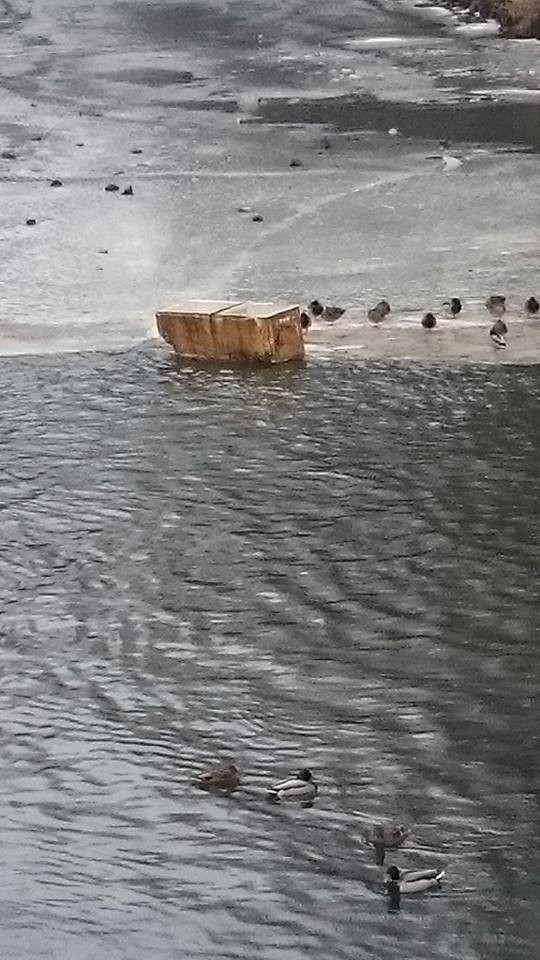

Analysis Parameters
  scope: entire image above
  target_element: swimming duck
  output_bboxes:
[490,318,508,349]
[526,296,539,314]
[300,310,311,330]
[385,865,444,909]
[443,297,462,317]
[195,762,240,793]
[486,295,506,316]
[266,768,317,804]
[365,823,409,865]
[421,311,437,329]
[367,300,391,324]
[309,299,324,317]
[322,305,345,322]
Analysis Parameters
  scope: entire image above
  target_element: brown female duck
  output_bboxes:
[365,823,409,864]
[195,762,240,793]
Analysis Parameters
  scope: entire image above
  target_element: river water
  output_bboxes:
[1,1,540,958]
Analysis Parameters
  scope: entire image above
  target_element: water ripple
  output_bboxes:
[0,348,538,958]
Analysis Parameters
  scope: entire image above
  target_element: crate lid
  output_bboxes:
[156,300,242,317]
[217,301,299,320]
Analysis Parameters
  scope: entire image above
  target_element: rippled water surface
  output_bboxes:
[1,347,539,958]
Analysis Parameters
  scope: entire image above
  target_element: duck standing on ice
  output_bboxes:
[307,300,345,322]
[490,318,508,349]
[308,299,324,318]
[486,295,506,317]
[322,305,345,322]
[443,297,462,317]
[367,300,391,324]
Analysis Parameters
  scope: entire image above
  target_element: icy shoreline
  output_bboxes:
[304,312,540,363]
[1,0,539,359]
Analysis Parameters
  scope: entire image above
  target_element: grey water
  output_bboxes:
[1,1,540,958]
[2,349,539,959]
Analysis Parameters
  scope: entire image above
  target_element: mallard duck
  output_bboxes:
[322,305,345,322]
[526,296,539,314]
[486,295,506,316]
[266,768,317,804]
[308,299,324,317]
[367,300,391,324]
[365,823,408,865]
[490,318,507,349]
[385,865,444,908]
[195,762,240,792]
[443,297,462,317]
[300,310,311,330]
[421,311,437,329]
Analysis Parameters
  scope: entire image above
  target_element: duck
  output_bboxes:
[266,768,317,804]
[365,823,409,865]
[308,299,324,318]
[486,295,506,316]
[300,310,311,330]
[322,305,345,322]
[490,318,508,349]
[367,300,391,324]
[421,311,437,330]
[525,296,539,314]
[385,865,444,908]
[195,762,240,793]
[443,297,462,317]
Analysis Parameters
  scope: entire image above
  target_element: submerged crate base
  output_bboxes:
[156,300,304,363]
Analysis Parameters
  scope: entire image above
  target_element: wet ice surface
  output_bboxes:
[0,0,539,353]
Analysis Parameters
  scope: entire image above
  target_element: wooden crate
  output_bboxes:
[156,300,304,363]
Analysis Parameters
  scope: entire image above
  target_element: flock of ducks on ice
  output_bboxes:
[300,294,540,349]
[195,762,442,910]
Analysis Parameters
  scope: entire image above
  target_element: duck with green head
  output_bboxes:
[266,768,317,805]
[385,865,445,909]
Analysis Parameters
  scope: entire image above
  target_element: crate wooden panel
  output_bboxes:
[156,300,304,363]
